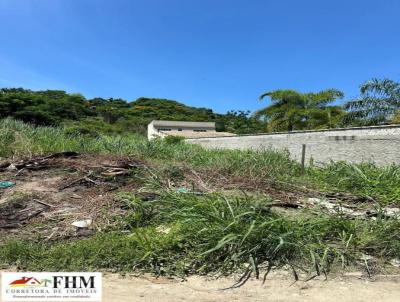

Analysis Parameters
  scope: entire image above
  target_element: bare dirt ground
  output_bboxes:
[102,272,400,302]
[0,153,139,242]
[0,270,399,302]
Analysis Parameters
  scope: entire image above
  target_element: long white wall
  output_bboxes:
[185,125,400,166]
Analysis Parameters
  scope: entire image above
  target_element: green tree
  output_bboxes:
[344,78,400,125]
[89,98,130,124]
[220,110,266,134]
[0,88,268,135]
[256,89,344,131]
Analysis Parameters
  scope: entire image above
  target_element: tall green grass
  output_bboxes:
[0,118,145,157]
[1,192,399,276]
[0,118,300,181]
[1,118,400,204]
[307,162,400,204]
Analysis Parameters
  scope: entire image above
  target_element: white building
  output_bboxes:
[147,120,234,140]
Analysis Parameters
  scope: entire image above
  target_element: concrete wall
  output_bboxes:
[148,124,216,140]
[147,123,159,140]
[186,125,400,166]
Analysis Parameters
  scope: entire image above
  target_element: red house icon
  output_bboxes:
[9,277,41,287]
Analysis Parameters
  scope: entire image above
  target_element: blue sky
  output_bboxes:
[0,0,399,113]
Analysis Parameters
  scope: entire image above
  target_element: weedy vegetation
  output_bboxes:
[0,118,399,280]
[1,191,399,278]
[1,118,400,204]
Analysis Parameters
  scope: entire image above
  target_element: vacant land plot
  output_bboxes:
[0,119,399,295]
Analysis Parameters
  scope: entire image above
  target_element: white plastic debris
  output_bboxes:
[383,207,400,218]
[307,197,323,204]
[71,219,92,228]
[6,164,17,171]
[360,254,374,261]
[307,197,357,215]
[390,259,400,267]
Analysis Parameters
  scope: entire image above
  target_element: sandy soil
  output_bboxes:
[102,273,400,302]
[0,271,399,302]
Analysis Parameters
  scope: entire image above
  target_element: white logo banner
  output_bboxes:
[1,272,102,301]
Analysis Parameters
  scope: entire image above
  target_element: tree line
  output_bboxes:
[0,89,264,135]
[0,77,399,136]
[256,78,400,132]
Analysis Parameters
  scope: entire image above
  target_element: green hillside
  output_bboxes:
[0,88,264,136]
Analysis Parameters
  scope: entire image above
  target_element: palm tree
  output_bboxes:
[256,89,344,132]
[344,78,400,125]
[308,105,346,129]
[40,279,52,287]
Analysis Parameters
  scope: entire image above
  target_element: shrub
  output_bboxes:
[163,135,185,145]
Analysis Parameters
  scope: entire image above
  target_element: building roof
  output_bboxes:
[150,120,215,128]
[10,277,41,285]
[160,130,235,138]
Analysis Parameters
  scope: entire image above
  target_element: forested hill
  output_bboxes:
[0,88,264,136]
[129,98,218,121]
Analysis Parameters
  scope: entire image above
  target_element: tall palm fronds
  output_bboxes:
[256,89,344,132]
[344,78,400,125]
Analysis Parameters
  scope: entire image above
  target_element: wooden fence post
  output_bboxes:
[301,144,306,175]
